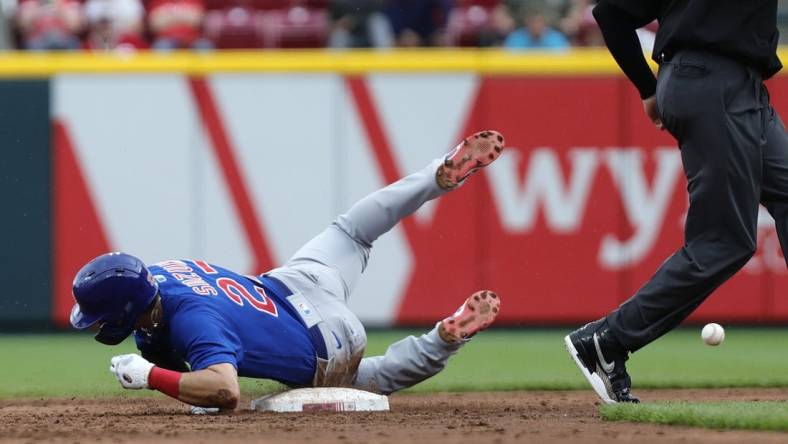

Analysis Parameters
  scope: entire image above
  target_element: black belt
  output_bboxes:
[659,49,762,79]
[261,275,328,360]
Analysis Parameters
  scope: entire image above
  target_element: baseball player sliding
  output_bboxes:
[70,130,505,410]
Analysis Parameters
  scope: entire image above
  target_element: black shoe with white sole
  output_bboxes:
[564,319,640,404]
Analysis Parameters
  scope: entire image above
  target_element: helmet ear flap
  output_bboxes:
[94,321,131,345]
[93,292,160,345]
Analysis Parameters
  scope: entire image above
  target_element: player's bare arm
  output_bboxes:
[110,354,240,409]
[179,364,239,408]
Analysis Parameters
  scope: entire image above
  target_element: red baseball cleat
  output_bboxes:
[439,290,501,343]
[436,130,505,190]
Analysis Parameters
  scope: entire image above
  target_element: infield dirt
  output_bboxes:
[2,389,787,444]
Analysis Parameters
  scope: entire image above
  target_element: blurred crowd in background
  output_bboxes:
[1,0,788,52]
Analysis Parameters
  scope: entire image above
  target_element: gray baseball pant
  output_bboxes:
[267,158,466,394]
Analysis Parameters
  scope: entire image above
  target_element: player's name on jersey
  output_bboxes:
[155,260,218,296]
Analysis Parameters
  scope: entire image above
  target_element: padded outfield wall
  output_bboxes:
[2,49,788,329]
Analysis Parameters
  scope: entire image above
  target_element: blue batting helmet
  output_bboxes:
[70,252,159,345]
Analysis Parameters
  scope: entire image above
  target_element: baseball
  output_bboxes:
[701,323,725,346]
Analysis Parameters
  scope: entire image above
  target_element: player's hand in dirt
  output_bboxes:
[642,95,664,130]
[110,354,154,390]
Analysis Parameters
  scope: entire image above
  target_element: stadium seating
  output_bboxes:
[446,4,494,47]
[257,5,328,48]
[205,6,262,49]
[454,0,500,7]
[203,0,328,48]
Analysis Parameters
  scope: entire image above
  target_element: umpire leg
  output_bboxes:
[607,52,763,352]
[760,101,788,267]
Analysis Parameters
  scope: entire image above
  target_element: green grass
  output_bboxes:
[372,328,788,392]
[1,328,788,398]
[601,401,788,431]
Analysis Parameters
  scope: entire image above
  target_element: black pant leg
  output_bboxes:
[607,56,763,352]
[760,107,788,265]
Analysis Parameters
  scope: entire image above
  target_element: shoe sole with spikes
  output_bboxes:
[441,290,501,341]
[436,130,505,190]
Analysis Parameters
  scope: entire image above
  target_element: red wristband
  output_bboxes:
[148,366,182,399]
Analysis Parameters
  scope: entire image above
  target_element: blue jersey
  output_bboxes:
[135,259,317,386]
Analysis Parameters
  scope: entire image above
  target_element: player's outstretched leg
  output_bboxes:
[338,130,506,247]
[278,130,505,299]
[352,290,501,394]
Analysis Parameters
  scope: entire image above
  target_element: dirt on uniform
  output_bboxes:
[2,389,787,444]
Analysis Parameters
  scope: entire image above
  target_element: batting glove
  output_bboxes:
[110,354,154,390]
